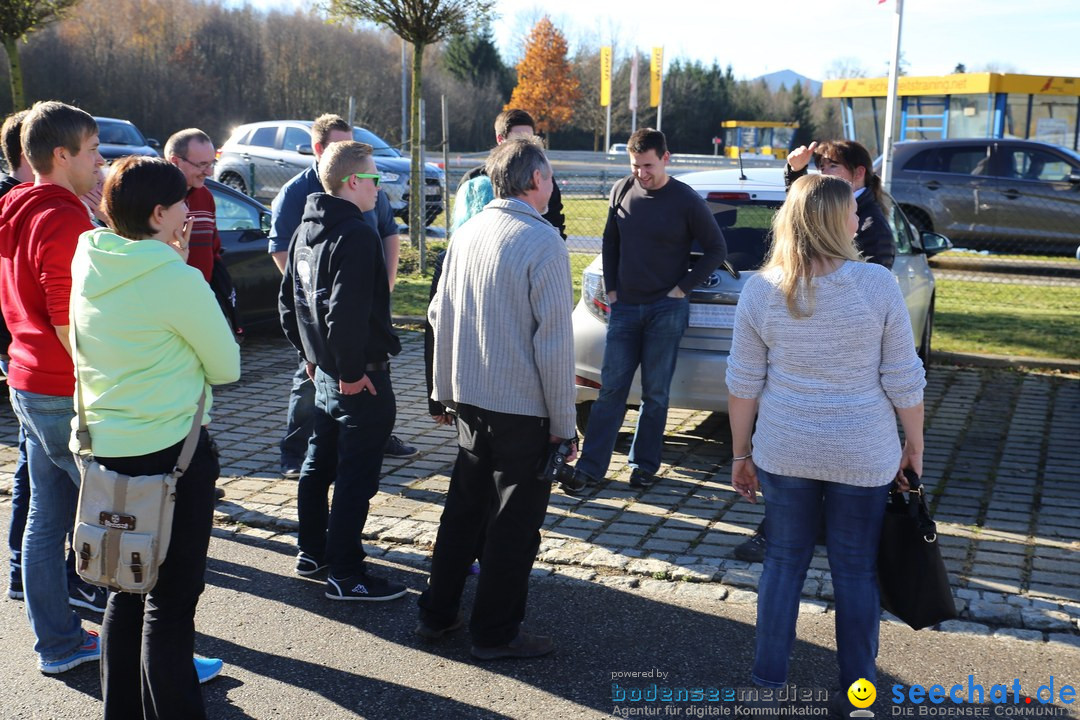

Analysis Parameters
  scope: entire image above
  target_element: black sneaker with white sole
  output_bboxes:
[69,581,108,614]
[325,573,407,602]
[296,552,328,577]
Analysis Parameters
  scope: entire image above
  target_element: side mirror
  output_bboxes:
[297,144,314,156]
[920,231,952,257]
[260,213,272,235]
[147,138,161,149]
[1068,172,1080,184]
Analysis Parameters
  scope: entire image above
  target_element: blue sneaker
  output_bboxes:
[39,629,100,674]
[194,656,223,684]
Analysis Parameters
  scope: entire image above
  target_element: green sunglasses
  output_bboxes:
[342,172,380,187]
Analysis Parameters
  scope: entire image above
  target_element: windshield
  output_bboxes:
[712,200,783,271]
[352,128,400,158]
[96,120,146,146]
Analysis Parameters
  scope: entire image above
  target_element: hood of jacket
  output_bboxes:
[298,192,366,247]
[76,227,182,299]
[0,183,87,258]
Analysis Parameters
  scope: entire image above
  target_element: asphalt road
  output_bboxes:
[3,505,1078,720]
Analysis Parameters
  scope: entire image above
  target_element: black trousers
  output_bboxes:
[97,429,218,720]
[418,404,552,647]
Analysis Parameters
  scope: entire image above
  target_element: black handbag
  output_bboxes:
[877,469,958,630]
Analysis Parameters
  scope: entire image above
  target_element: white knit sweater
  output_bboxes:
[725,261,926,485]
[429,199,577,438]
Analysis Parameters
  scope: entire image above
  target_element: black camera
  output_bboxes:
[539,439,577,487]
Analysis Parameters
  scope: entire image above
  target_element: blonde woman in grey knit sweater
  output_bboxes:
[726,174,926,696]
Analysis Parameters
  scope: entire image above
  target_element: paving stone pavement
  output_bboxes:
[2,328,1077,644]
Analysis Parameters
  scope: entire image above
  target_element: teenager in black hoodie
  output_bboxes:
[279,141,405,602]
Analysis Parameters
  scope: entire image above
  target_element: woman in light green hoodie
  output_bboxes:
[70,156,240,720]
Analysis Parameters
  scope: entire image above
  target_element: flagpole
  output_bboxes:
[880,0,904,192]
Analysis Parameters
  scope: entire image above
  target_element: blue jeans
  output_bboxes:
[280,354,314,469]
[577,295,689,479]
[296,368,395,577]
[752,468,891,690]
[8,387,83,662]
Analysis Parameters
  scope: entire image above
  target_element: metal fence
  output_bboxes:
[442,167,1079,361]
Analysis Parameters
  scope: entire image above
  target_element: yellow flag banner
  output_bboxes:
[600,46,612,107]
[650,46,664,107]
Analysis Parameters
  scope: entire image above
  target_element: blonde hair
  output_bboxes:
[764,174,862,317]
[318,140,373,195]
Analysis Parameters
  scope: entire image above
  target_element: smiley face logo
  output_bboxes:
[848,678,876,709]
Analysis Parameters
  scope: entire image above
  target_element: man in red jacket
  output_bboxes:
[165,128,221,283]
[0,101,103,674]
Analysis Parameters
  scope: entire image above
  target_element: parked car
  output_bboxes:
[213,120,444,225]
[572,167,952,433]
[881,138,1080,255]
[93,117,160,163]
[205,179,280,330]
[608,143,629,155]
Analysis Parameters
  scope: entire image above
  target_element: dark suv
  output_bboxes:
[882,138,1080,255]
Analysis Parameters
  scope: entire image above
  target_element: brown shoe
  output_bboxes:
[414,612,465,641]
[470,631,553,661]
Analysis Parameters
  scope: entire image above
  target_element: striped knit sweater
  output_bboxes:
[429,198,576,438]
[726,261,926,485]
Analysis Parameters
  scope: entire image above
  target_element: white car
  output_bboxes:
[571,167,951,432]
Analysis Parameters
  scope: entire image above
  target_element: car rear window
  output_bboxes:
[96,121,144,146]
[249,127,277,149]
[712,201,783,271]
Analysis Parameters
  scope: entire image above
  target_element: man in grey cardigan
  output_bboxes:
[419,137,576,660]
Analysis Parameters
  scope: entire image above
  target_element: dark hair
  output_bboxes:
[485,136,550,199]
[495,109,535,139]
[103,156,188,240]
[20,101,97,175]
[813,140,885,207]
[2,110,28,174]
[311,114,351,149]
[628,128,667,157]
[164,128,212,161]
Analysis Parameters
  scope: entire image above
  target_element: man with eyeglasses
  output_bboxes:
[165,128,220,283]
[279,141,407,602]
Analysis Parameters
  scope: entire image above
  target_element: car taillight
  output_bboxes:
[215,150,221,160]
[582,269,609,323]
[706,192,751,202]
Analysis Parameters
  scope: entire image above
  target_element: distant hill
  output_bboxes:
[754,69,822,96]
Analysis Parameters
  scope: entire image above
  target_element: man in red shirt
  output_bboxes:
[165,128,221,283]
[0,101,103,674]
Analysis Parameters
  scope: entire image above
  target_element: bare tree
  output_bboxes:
[326,0,493,269]
[0,0,82,108]
[824,57,868,80]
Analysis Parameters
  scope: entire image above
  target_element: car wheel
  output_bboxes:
[219,172,248,196]
[918,295,935,371]
[575,401,593,436]
[902,206,932,234]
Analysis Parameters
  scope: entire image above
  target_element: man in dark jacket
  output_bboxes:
[279,141,406,602]
[456,108,566,238]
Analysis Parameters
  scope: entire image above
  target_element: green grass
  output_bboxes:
[392,245,1078,362]
[392,252,594,318]
[934,279,1080,359]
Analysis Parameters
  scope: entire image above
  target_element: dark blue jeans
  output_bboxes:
[752,467,891,690]
[418,404,551,647]
[577,295,689,479]
[279,354,314,469]
[297,368,395,577]
[98,429,219,720]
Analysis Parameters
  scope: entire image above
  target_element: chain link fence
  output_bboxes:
[444,166,1079,361]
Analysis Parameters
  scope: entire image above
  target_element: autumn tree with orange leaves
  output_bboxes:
[506,17,579,143]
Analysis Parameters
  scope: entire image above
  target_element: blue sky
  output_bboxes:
[229,0,1080,82]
